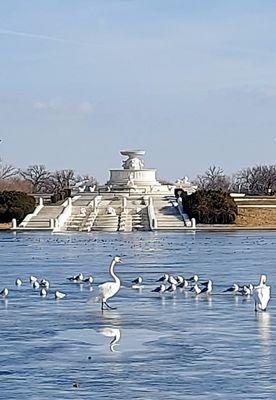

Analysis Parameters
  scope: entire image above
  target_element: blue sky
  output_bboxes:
[0,0,276,182]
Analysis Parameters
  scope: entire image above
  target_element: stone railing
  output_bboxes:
[174,198,192,227]
[53,198,73,231]
[147,197,157,230]
[81,195,102,232]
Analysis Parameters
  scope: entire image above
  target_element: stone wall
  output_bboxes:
[235,208,276,227]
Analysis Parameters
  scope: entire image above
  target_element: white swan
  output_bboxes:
[98,256,122,310]
[253,275,271,312]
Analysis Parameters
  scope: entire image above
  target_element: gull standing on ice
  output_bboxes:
[223,283,239,294]
[15,278,23,286]
[55,290,66,299]
[151,284,166,294]
[1,288,9,297]
[131,276,143,288]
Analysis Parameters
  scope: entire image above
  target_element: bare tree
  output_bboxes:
[20,165,51,193]
[195,166,231,192]
[0,163,18,180]
[51,169,76,192]
[233,165,276,195]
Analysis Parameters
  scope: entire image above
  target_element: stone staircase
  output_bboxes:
[154,197,186,230]
[91,199,120,232]
[20,205,63,230]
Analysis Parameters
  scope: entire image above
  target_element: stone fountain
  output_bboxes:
[107,150,161,191]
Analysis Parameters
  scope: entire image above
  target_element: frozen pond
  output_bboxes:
[0,231,275,399]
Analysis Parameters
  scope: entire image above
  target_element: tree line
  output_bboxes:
[0,162,97,194]
[194,164,276,195]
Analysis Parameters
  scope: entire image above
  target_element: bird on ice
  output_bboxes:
[98,256,122,310]
[253,275,271,312]
[15,278,23,286]
[151,284,166,294]
[83,276,94,284]
[29,275,38,284]
[200,280,213,294]
[40,288,48,297]
[131,276,143,288]
[67,273,84,282]
[223,283,239,294]
[55,290,66,299]
[189,283,202,295]
[1,288,9,297]
[156,273,169,284]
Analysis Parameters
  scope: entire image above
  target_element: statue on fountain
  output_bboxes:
[121,150,145,170]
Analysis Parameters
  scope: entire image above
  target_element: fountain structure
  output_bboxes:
[106,150,166,194]
[16,150,195,232]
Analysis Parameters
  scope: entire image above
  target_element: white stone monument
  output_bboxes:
[107,150,161,190]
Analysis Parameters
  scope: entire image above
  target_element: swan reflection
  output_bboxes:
[256,312,271,347]
[100,327,121,352]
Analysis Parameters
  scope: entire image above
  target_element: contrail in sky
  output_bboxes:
[0,28,92,46]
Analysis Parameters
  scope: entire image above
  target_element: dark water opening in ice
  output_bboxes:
[0,231,275,399]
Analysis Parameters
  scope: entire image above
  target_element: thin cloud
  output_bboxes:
[0,28,93,47]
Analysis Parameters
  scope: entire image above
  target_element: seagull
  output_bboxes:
[165,283,177,293]
[151,284,166,293]
[40,288,48,297]
[168,276,178,285]
[248,283,254,295]
[188,274,199,283]
[83,276,94,284]
[55,290,66,299]
[30,275,38,284]
[178,279,189,289]
[131,276,143,288]
[175,275,184,285]
[200,280,213,294]
[253,274,271,312]
[156,273,169,284]
[189,283,201,295]
[98,256,122,310]
[33,280,40,289]
[67,273,84,282]
[240,285,251,296]
[1,288,9,297]
[223,283,239,294]
[40,279,50,289]
[15,278,23,286]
